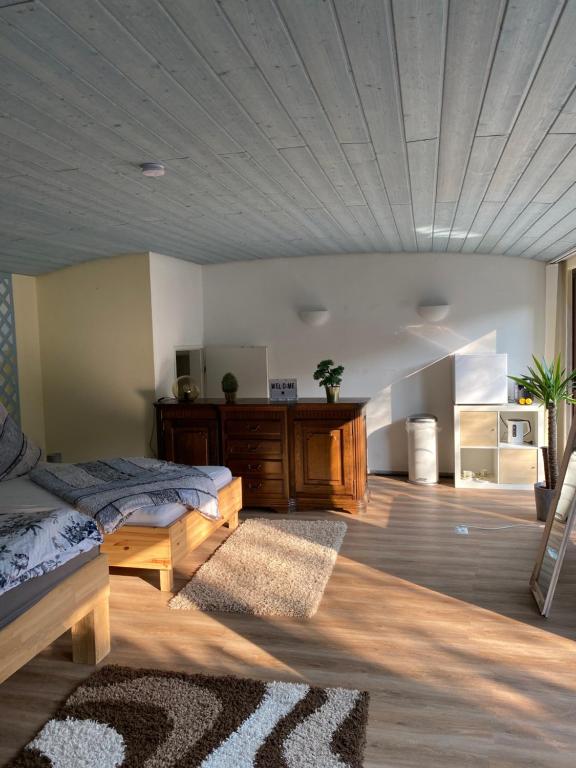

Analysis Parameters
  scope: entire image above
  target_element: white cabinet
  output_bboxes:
[454,404,544,489]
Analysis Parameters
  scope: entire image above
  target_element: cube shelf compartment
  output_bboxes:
[454,404,544,490]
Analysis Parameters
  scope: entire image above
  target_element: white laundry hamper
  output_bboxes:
[406,414,439,485]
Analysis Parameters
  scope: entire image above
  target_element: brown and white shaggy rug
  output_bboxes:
[169,519,347,618]
[8,665,369,768]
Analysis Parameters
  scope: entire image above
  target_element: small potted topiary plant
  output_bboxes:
[221,372,238,403]
[313,359,345,403]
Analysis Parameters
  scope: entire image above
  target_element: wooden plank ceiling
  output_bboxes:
[1,0,576,274]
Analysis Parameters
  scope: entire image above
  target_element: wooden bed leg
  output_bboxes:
[159,568,174,592]
[71,595,110,665]
[225,510,239,530]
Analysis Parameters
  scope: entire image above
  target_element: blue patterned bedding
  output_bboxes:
[0,505,102,596]
[30,458,219,534]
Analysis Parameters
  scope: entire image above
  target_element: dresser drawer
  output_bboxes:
[242,477,286,497]
[226,438,283,457]
[227,459,284,478]
[225,419,283,437]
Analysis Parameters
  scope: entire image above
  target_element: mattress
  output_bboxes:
[0,467,233,534]
[125,466,233,526]
[0,477,102,596]
[0,548,99,630]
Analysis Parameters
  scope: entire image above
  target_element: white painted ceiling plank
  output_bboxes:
[551,88,576,133]
[485,203,550,254]
[476,134,576,251]
[432,202,456,252]
[435,0,504,204]
[217,0,366,207]
[477,0,564,136]
[486,0,576,202]
[407,139,438,251]
[275,0,369,145]
[393,0,447,143]
[535,145,576,203]
[335,0,411,207]
[448,135,507,250]
[391,205,418,252]
[0,0,575,270]
[496,203,553,254]
[459,201,503,253]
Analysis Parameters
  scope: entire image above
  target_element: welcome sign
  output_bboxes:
[269,379,298,401]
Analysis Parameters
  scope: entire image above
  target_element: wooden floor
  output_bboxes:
[1,476,576,767]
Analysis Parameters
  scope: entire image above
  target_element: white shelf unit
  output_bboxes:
[454,404,545,490]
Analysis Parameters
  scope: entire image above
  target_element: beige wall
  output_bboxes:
[37,253,156,461]
[13,275,46,453]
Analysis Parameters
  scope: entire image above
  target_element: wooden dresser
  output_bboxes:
[155,398,368,514]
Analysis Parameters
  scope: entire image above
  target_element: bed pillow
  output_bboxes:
[0,403,41,481]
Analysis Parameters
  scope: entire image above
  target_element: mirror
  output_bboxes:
[203,345,268,397]
[174,345,269,399]
[530,419,576,616]
[175,348,205,396]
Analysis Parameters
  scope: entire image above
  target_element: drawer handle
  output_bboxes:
[247,444,259,452]
[248,424,261,432]
[247,463,262,471]
[247,480,263,490]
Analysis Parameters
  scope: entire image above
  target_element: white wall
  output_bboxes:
[149,253,203,398]
[202,252,546,472]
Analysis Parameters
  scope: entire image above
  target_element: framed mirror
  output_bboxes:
[530,417,576,616]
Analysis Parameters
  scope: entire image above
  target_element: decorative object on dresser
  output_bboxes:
[509,355,576,521]
[269,378,298,401]
[172,374,200,401]
[313,359,345,403]
[155,398,368,514]
[221,371,238,403]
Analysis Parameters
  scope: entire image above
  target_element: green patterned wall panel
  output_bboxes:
[0,274,20,422]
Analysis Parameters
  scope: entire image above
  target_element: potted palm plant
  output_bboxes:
[313,359,345,403]
[509,356,576,521]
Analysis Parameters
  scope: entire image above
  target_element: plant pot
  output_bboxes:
[534,481,556,523]
[325,385,340,403]
[224,391,237,403]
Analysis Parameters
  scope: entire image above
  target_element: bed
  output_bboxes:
[0,503,110,684]
[0,467,243,593]
[102,468,242,591]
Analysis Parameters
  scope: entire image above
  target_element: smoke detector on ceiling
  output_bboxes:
[140,162,165,177]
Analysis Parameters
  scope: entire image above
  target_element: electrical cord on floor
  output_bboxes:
[148,416,157,458]
[455,522,544,534]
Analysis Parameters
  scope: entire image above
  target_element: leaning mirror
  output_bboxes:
[530,418,576,616]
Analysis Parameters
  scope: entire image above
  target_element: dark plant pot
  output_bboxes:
[325,385,340,403]
[534,482,556,523]
[224,391,237,403]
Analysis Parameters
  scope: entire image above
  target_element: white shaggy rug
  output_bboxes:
[169,519,347,618]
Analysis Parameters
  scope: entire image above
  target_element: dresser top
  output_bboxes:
[155,397,369,407]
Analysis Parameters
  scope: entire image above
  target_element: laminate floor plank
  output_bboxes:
[0,477,575,767]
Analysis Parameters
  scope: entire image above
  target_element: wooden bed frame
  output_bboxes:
[101,477,243,591]
[0,553,111,685]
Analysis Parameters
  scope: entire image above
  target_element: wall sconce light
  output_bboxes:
[140,162,166,177]
[417,304,451,323]
[298,308,330,326]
